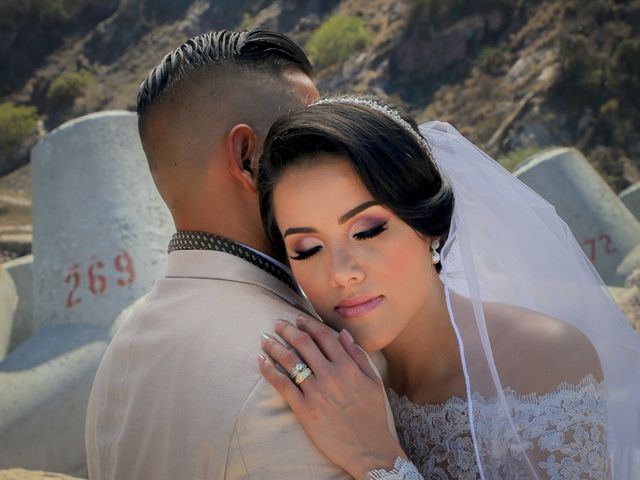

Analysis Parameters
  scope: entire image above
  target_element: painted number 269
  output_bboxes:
[65,250,136,308]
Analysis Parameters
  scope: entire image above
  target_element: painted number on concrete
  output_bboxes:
[65,249,137,308]
[64,264,82,308]
[581,234,617,262]
[114,250,136,286]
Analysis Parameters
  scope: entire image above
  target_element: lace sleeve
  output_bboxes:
[367,457,425,480]
[479,374,610,480]
[387,375,608,479]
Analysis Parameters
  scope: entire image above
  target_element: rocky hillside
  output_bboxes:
[1,0,639,194]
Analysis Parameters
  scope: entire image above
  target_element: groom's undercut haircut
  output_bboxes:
[136,29,313,172]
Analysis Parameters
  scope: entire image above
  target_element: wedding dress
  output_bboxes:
[370,121,639,479]
[311,97,639,479]
[387,374,608,479]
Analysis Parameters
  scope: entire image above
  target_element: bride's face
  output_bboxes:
[273,155,435,352]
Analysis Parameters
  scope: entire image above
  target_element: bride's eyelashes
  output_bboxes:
[289,221,389,261]
[353,221,388,240]
[290,245,322,261]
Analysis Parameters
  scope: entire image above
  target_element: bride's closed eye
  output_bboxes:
[290,245,322,261]
[289,221,389,261]
[353,221,388,240]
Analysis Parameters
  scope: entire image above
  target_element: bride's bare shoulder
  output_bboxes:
[483,301,603,394]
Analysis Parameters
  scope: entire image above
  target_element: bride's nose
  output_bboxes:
[328,246,365,287]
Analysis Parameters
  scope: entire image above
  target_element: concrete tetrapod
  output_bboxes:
[514,148,640,286]
[620,182,640,221]
[3,255,33,352]
[0,264,18,361]
[31,111,173,332]
[0,290,147,474]
[0,110,173,474]
[0,323,109,475]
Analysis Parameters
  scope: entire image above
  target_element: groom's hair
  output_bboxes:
[137,29,312,119]
[136,29,314,175]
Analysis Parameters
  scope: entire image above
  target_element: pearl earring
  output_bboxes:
[431,239,440,264]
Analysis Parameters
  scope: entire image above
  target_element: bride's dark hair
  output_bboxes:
[258,97,454,268]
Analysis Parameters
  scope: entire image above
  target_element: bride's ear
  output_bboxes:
[227,124,260,193]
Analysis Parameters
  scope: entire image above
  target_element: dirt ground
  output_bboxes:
[0,164,32,263]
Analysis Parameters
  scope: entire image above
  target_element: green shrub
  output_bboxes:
[557,33,605,106]
[239,12,254,30]
[47,70,94,103]
[476,46,510,75]
[498,147,540,171]
[1,0,67,30]
[599,98,619,117]
[305,15,374,68]
[408,0,524,35]
[614,39,640,78]
[0,0,97,30]
[409,0,473,28]
[0,102,38,151]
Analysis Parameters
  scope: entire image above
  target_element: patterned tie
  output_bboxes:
[168,231,296,292]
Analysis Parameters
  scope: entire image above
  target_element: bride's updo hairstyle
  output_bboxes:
[259,96,454,269]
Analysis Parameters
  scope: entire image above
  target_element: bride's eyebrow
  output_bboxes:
[283,226,318,238]
[338,200,380,225]
[282,201,381,238]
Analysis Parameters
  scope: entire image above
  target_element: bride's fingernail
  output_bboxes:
[341,329,354,343]
[296,315,306,325]
[261,333,271,342]
[257,353,266,363]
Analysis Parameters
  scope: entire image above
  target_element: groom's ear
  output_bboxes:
[227,124,260,193]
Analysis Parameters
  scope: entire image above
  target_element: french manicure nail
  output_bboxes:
[341,329,354,343]
[257,353,266,363]
[261,333,271,341]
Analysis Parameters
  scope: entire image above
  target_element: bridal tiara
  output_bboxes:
[312,96,431,152]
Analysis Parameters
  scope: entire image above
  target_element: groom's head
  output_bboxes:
[137,29,318,253]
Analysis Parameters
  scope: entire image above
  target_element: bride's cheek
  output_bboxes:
[294,272,326,310]
[388,234,429,270]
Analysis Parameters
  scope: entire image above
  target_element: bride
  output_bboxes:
[255,96,640,479]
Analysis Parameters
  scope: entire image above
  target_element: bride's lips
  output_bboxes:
[334,295,383,319]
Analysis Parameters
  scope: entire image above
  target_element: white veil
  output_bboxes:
[420,121,640,479]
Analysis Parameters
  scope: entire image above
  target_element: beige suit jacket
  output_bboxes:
[86,250,394,479]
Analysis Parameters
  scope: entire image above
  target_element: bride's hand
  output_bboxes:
[258,315,406,480]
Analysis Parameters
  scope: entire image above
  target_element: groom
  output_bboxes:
[85,29,393,479]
